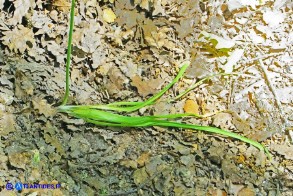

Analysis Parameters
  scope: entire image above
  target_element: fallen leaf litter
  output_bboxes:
[0,0,292,195]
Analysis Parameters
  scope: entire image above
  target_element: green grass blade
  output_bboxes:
[152,120,271,159]
[61,0,76,105]
[59,106,271,159]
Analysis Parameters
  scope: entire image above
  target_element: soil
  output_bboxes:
[0,0,292,195]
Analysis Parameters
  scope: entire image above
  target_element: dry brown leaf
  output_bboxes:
[15,70,34,100]
[142,19,157,38]
[1,25,35,53]
[136,152,151,167]
[134,0,165,15]
[120,159,137,169]
[185,56,210,79]
[135,0,150,10]
[144,29,167,48]
[271,144,293,160]
[92,47,108,69]
[8,152,32,169]
[31,12,56,37]
[27,45,46,62]
[71,68,80,83]
[152,0,165,15]
[133,167,149,185]
[32,98,56,117]
[0,89,14,105]
[131,75,164,97]
[52,0,71,12]
[207,188,227,196]
[183,99,199,114]
[221,159,241,182]
[213,113,233,130]
[45,41,66,63]
[175,18,195,39]
[110,25,125,43]
[115,9,142,29]
[31,12,52,29]
[229,184,245,196]
[107,66,127,91]
[145,27,176,50]
[238,187,255,196]
[43,122,66,156]
[8,0,36,25]
[73,21,102,53]
[0,111,16,136]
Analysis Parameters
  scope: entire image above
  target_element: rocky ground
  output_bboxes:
[0,0,292,195]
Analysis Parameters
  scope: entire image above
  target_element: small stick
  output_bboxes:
[257,59,287,126]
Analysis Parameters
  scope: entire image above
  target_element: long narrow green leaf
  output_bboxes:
[59,105,271,159]
[61,0,75,105]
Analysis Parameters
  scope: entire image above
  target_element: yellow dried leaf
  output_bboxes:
[136,152,150,167]
[183,99,199,114]
[103,8,116,23]
[120,159,137,169]
[238,187,255,196]
[52,0,70,12]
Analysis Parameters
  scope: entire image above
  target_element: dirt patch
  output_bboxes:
[0,0,292,195]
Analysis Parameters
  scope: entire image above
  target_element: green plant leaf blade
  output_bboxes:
[59,106,271,159]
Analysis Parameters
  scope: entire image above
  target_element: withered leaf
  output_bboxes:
[271,144,293,160]
[136,152,151,167]
[15,70,34,101]
[8,0,36,25]
[212,113,233,130]
[0,111,16,136]
[238,187,255,196]
[142,19,157,38]
[32,98,56,118]
[116,9,143,29]
[134,0,150,11]
[8,152,32,169]
[1,25,35,53]
[73,20,102,53]
[175,18,195,39]
[115,0,135,10]
[43,122,66,156]
[133,167,149,185]
[108,66,127,91]
[103,8,116,23]
[183,99,199,114]
[131,75,164,97]
[45,41,66,63]
[52,0,71,12]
